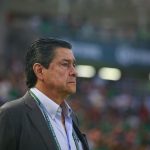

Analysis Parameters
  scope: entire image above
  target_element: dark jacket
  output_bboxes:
[0,92,89,150]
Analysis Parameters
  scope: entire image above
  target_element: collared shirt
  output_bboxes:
[30,88,83,150]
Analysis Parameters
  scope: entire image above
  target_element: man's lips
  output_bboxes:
[68,81,76,84]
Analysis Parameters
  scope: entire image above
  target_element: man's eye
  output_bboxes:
[62,63,69,67]
[61,62,76,68]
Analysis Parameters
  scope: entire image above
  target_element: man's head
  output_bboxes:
[25,38,77,99]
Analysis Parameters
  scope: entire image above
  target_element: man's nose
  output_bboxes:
[70,66,77,77]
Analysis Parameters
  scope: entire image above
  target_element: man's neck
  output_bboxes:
[34,85,67,105]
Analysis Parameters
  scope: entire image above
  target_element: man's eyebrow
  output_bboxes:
[62,59,76,63]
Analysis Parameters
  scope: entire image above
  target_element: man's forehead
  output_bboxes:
[54,48,75,60]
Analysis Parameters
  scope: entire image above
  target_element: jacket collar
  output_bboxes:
[23,91,58,150]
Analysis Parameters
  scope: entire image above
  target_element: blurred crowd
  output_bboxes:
[0,13,150,150]
[4,13,150,48]
[71,77,150,150]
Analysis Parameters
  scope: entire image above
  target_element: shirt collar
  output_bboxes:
[61,101,72,117]
[30,88,72,119]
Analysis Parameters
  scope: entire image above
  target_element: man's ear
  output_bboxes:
[33,63,44,81]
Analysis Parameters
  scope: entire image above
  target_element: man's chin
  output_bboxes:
[69,89,76,94]
[67,84,76,94]
[67,88,76,94]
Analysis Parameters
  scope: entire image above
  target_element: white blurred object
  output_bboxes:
[76,65,96,78]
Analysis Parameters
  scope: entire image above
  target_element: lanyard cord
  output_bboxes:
[29,90,80,150]
[72,129,80,150]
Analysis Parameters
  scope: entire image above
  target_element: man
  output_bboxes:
[0,38,89,150]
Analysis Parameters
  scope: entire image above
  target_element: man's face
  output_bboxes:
[42,48,77,96]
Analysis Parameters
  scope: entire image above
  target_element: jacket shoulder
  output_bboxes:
[0,97,25,114]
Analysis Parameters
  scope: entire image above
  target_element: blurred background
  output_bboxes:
[0,0,150,149]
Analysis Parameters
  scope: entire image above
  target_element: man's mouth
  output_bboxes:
[68,81,76,84]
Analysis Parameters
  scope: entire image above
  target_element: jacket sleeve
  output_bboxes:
[0,107,17,150]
